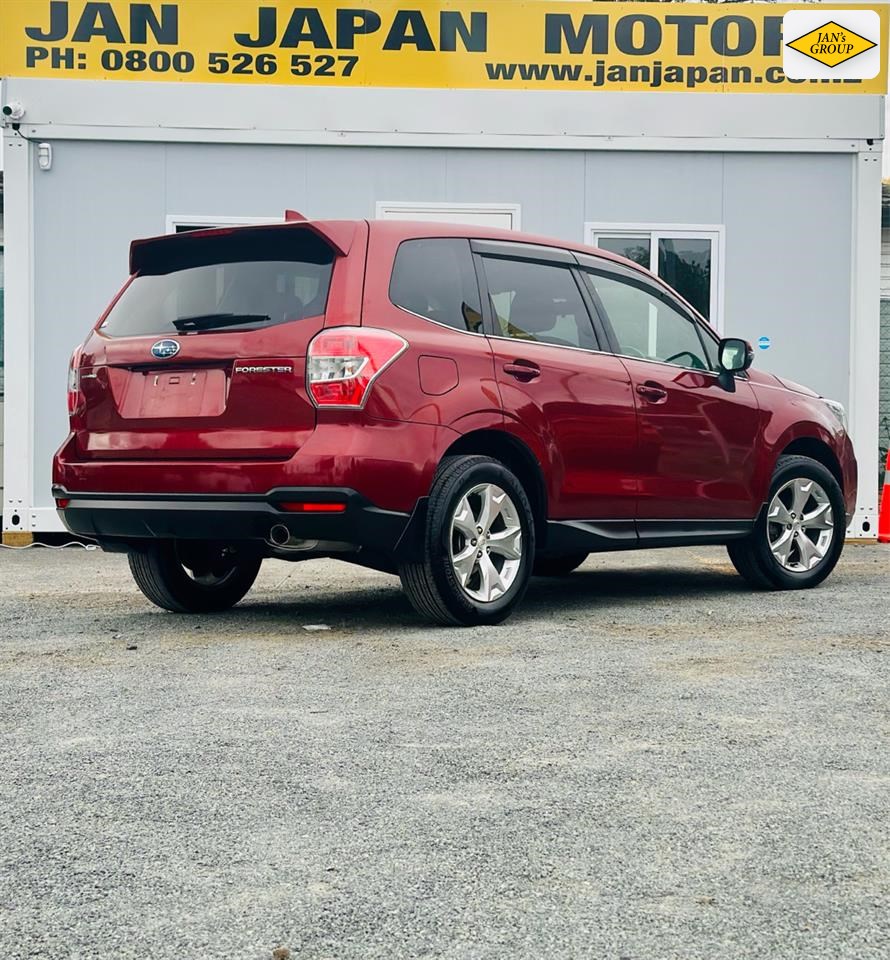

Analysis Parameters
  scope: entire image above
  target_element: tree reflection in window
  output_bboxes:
[658,238,711,320]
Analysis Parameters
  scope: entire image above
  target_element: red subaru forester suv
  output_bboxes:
[54,218,856,626]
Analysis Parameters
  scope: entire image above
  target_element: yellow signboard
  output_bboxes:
[0,1,886,94]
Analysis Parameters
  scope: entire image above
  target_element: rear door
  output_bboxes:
[76,223,362,460]
[579,257,762,526]
[475,241,638,523]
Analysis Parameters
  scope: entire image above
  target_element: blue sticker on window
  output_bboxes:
[758,336,771,350]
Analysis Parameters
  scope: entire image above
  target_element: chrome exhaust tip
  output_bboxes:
[269,524,291,547]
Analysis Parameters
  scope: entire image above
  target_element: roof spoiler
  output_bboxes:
[129,218,356,273]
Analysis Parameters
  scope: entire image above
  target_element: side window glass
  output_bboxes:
[482,257,595,350]
[697,326,719,369]
[585,272,711,370]
[389,238,483,332]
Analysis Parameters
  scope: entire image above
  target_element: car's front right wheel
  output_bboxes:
[727,454,845,590]
[399,455,535,626]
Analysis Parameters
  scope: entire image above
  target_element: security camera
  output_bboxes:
[2,101,25,121]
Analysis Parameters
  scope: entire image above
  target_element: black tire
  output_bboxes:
[399,455,535,626]
[128,541,262,613]
[533,553,589,577]
[727,454,845,591]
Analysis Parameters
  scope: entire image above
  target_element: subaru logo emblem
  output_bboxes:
[151,339,180,360]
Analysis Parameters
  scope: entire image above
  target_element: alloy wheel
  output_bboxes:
[766,477,835,572]
[450,483,523,602]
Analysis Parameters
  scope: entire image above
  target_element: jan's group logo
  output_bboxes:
[783,9,881,80]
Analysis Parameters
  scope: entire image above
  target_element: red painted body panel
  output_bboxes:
[621,359,762,520]
[359,222,503,431]
[747,372,857,520]
[489,339,638,519]
[53,217,858,539]
[56,412,453,514]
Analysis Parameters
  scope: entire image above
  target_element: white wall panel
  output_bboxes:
[21,140,859,516]
[584,151,724,225]
[32,142,167,507]
[721,152,853,407]
[4,79,883,147]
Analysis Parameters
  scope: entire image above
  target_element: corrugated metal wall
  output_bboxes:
[30,141,854,509]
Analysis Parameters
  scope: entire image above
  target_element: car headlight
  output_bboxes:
[822,398,848,432]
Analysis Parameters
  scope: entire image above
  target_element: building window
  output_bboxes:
[585,223,723,329]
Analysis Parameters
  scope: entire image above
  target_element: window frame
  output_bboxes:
[387,237,486,336]
[579,259,721,376]
[472,243,604,353]
[584,221,724,333]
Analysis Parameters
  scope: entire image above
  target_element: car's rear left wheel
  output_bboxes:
[128,540,262,613]
[399,455,535,626]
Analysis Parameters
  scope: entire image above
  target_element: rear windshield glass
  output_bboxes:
[100,228,334,337]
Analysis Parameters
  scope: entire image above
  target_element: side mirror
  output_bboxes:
[717,337,753,391]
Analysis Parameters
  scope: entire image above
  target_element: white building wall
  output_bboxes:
[24,141,858,519]
[1,78,884,537]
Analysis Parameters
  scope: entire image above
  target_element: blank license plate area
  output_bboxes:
[119,369,227,419]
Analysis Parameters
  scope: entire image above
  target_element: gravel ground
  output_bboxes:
[0,543,888,960]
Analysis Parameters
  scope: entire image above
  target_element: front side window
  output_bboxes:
[481,257,595,350]
[389,238,483,332]
[586,272,712,371]
[101,228,334,337]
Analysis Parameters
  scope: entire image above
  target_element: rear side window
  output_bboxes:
[481,256,596,350]
[100,228,334,337]
[389,239,483,333]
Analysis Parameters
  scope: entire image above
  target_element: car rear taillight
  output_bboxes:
[307,327,408,408]
[67,346,85,418]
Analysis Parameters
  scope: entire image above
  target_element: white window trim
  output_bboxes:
[584,221,725,333]
[375,201,521,230]
[165,214,283,234]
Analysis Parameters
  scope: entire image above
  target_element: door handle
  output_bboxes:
[503,360,541,382]
[636,381,668,403]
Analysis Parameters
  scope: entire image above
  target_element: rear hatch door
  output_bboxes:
[77,222,359,460]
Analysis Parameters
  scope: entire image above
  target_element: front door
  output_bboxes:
[476,245,638,524]
[580,264,762,526]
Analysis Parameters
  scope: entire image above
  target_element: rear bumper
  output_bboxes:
[53,486,424,557]
[53,418,456,516]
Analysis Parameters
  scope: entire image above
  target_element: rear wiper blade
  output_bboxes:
[172,313,270,331]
